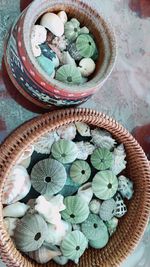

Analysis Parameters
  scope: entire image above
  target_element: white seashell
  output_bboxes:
[57,11,68,24]
[75,122,91,137]
[40,13,64,37]
[118,175,134,200]
[76,141,95,160]
[60,51,76,66]
[16,145,34,168]
[31,43,41,57]
[45,220,71,245]
[4,217,19,236]
[52,36,68,52]
[28,245,61,264]
[2,165,31,205]
[91,128,116,150]
[33,131,59,154]
[77,182,93,204]
[57,123,76,140]
[3,202,29,218]
[53,255,69,265]
[89,199,101,214]
[44,194,66,212]
[111,145,127,175]
[31,25,47,45]
[78,58,96,77]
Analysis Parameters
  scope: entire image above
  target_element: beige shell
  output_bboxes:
[78,58,96,77]
[4,217,19,237]
[77,182,93,204]
[16,145,34,168]
[57,123,76,140]
[57,11,68,24]
[76,141,95,160]
[40,12,64,37]
[3,202,29,218]
[28,245,61,264]
[45,220,71,245]
[75,122,91,136]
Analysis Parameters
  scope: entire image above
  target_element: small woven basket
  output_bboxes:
[0,108,150,267]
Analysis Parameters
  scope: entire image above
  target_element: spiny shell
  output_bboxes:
[89,232,109,249]
[111,145,127,175]
[61,195,89,224]
[89,199,101,214]
[45,220,71,245]
[2,165,31,205]
[91,128,116,150]
[57,11,68,24]
[40,12,64,37]
[118,175,134,200]
[114,193,127,218]
[53,255,69,265]
[99,199,116,221]
[52,35,68,51]
[57,123,76,140]
[106,217,119,236]
[91,147,113,170]
[76,141,95,160]
[16,145,34,168]
[78,58,96,77]
[81,213,108,241]
[4,217,19,237]
[60,230,88,260]
[75,122,91,137]
[67,42,82,61]
[3,202,29,218]
[40,43,60,68]
[70,160,91,185]
[51,139,78,164]
[92,170,118,200]
[14,214,48,252]
[55,64,82,85]
[31,158,67,195]
[31,25,47,45]
[37,55,55,76]
[60,51,76,66]
[33,131,59,154]
[64,18,80,41]
[28,245,61,263]
[77,183,93,204]
[76,34,96,58]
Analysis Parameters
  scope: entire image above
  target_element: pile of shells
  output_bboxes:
[2,123,134,265]
[31,11,98,85]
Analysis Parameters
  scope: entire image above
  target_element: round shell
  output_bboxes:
[51,140,78,164]
[78,58,96,77]
[91,148,113,171]
[81,213,108,241]
[14,214,48,252]
[70,160,91,185]
[60,230,88,260]
[64,18,80,41]
[55,64,82,85]
[89,199,101,214]
[92,170,118,200]
[76,34,96,58]
[89,231,109,249]
[31,158,67,195]
[61,196,89,224]
[99,199,116,221]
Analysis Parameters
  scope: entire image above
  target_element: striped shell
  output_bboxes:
[91,147,113,170]
[55,64,82,85]
[99,199,116,221]
[61,196,89,224]
[60,230,88,260]
[114,193,127,218]
[31,158,67,195]
[91,129,116,150]
[92,170,118,200]
[76,34,96,58]
[70,160,91,185]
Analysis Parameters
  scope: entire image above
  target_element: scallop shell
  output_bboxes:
[76,34,96,58]
[55,64,82,85]
[53,255,69,265]
[91,128,116,150]
[99,199,116,221]
[70,160,91,185]
[106,217,119,236]
[78,58,96,77]
[51,139,78,164]
[76,141,95,160]
[33,131,59,154]
[111,145,127,175]
[81,213,108,241]
[75,122,91,137]
[40,12,64,37]
[67,42,82,61]
[89,199,101,214]
[92,170,118,200]
[114,193,127,218]
[28,245,61,264]
[61,195,89,224]
[89,231,109,249]
[57,11,68,24]
[14,214,48,252]
[2,165,31,205]
[52,35,68,51]
[3,202,29,218]
[60,230,88,261]
[57,123,76,140]
[16,145,34,168]
[64,18,80,41]
[91,147,113,170]
[31,158,67,195]
[118,175,134,200]
[45,220,71,245]
[77,183,93,204]
[4,217,19,237]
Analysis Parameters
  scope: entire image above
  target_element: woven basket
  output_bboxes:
[0,108,150,267]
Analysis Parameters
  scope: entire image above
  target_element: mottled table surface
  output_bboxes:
[0,0,150,266]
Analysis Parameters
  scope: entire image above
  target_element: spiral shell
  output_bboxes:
[77,183,93,204]
[4,217,19,237]
[70,160,91,185]
[67,42,82,61]
[114,193,127,218]
[45,220,71,245]
[16,145,34,168]
[3,202,29,218]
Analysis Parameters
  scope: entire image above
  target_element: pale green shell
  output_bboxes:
[81,213,108,241]
[55,64,82,85]
[37,54,55,76]
[51,140,78,164]
[76,34,96,58]
[14,214,48,252]
[92,170,118,200]
[60,230,88,260]
[64,18,80,41]
[91,148,113,170]
[99,199,116,221]
[105,217,118,236]
[31,158,67,195]
[61,196,89,224]
[89,231,109,249]
[70,160,91,185]
[89,199,101,214]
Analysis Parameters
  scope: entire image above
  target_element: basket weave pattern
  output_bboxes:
[0,108,150,267]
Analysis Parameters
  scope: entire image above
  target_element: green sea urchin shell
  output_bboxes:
[61,196,89,224]
[92,170,118,200]
[81,213,108,241]
[91,148,113,171]
[55,64,82,85]
[70,160,91,185]
[99,199,116,221]
[14,214,48,252]
[76,34,96,58]
[31,158,67,195]
[89,231,109,249]
[51,140,78,164]
[60,230,88,260]
[64,18,80,41]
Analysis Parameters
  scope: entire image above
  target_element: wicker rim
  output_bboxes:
[0,108,150,267]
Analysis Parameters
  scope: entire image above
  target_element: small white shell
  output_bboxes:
[28,245,61,264]
[31,43,41,57]
[89,199,101,214]
[4,217,19,237]
[77,182,93,204]
[33,131,59,154]
[57,123,76,140]
[91,128,116,150]
[16,145,34,168]
[76,141,95,160]
[45,220,71,245]
[75,122,91,137]
[57,11,68,24]
[40,12,64,37]
[31,25,47,45]
[78,58,96,77]
[60,51,76,66]
[3,202,29,218]
[111,145,127,175]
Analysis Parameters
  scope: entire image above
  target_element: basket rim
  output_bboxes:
[0,108,150,267]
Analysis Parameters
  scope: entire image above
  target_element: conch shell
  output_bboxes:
[28,245,61,264]
[3,202,29,218]
[45,220,71,245]
[77,183,93,204]
[16,145,34,168]
[4,217,19,236]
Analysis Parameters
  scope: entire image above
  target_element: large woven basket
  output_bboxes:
[0,108,150,267]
